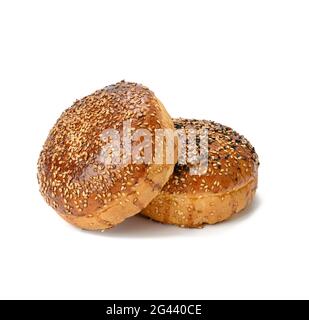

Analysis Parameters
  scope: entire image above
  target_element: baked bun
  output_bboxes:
[142,119,259,227]
[38,81,176,230]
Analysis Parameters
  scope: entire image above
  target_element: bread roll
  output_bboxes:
[142,119,259,227]
[38,81,176,230]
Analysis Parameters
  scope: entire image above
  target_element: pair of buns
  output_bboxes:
[38,81,259,230]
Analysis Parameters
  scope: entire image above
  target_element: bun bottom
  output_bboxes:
[142,177,257,228]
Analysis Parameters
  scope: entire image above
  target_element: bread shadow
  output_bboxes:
[89,194,262,238]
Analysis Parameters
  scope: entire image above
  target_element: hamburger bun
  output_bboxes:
[38,81,176,230]
[142,119,259,227]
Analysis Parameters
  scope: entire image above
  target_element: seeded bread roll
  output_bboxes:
[38,81,176,230]
[142,119,259,228]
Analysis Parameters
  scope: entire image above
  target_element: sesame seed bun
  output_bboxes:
[142,119,259,228]
[38,81,176,230]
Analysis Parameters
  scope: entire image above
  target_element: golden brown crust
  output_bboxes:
[142,119,259,227]
[143,176,257,227]
[38,81,176,230]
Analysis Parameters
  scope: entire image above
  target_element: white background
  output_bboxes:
[0,0,308,300]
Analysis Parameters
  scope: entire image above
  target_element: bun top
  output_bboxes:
[163,118,259,195]
[38,81,174,219]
